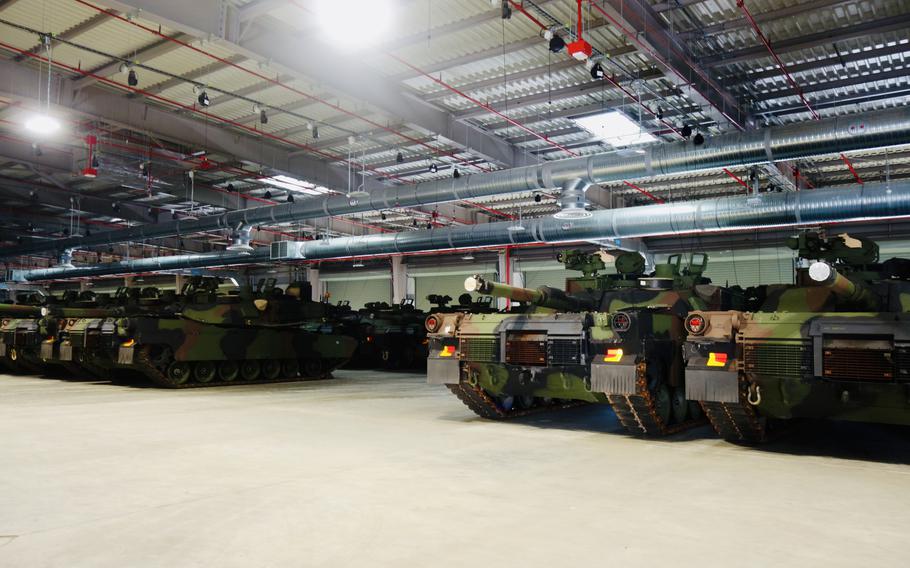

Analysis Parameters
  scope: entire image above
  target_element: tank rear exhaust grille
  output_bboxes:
[549,339,583,366]
[505,332,547,366]
[744,343,811,378]
[459,337,498,362]
[824,348,894,381]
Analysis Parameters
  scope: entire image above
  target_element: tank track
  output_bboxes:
[699,374,767,443]
[606,361,706,436]
[136,346,340,389]
[447,382,586,419]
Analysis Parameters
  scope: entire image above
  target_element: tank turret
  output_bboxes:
[464,275,596,312]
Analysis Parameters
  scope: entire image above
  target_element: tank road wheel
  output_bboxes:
[239,360,261,382]
[302,359,323,379]
[218,361,240,382]
[193,361,216,384]
[282,359,300,379]
[261,360,282,381]
[654,384,672,426]
[670,387,688,424]
[166,362,192,385]
[516,394,536,410]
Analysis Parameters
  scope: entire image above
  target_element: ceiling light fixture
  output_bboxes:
[396,151,404,163]
[570,111,657,148]
[429,163,438,174]
[197,90,210,107]
[127,68,139,87]
[352,259,365,268]
[313,0,393,49]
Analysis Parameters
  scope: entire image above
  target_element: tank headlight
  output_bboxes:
[40,307,50,317]
[685,314,707,335]
[610,312,632,332]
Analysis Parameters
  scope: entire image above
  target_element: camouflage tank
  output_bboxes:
[38,286,177,379]
[358,298,428,370]
[0,302,46,373]
[58,276,358,388]
[427,250,738,434]
[683,232,910,442]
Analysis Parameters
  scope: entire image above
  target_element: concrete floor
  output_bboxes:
[0,371,909,568]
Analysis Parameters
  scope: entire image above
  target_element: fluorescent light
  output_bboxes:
[256,175,330,196]
[25,114,61,136]
[570,111,656,148]
[313,0,392,49]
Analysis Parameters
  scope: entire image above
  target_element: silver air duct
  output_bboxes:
[3,107,910,260]
[17,180,910,281]
[553,178,592,219]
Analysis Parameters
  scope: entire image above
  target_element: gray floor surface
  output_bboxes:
[1,369,908,567]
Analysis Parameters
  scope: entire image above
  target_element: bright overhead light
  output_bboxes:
[570,111,656,148]
[25,114,61,136]
[256,175,331,196]
[313,0,392,49]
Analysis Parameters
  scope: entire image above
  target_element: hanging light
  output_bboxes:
[27,34,60,138]
[681,124,693,139]
[453,168,461,179]
[312,125,319,139]
[587,60,605,80]
[197,90,211,107]
[25,114,60,136]
[259,109,268,124]
[429,163,438,174]
[693,132,705,146]
[396,151,404,163]
[461,252,475,261]
[264,190,273,199]
[127,68,139,87]
[352,259,366,268]
[286,194,295,203]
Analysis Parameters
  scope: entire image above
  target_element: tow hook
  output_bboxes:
[747,383,762,406]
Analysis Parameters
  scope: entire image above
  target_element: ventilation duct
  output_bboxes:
[225,224,253,254]
[17,180,910,281]
[3,107,910,260]
[554,178,592,219]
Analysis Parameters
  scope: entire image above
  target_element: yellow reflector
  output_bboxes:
[121,339,136,348]
[439,345,455,357]
[707,352,728,367]
[604,348,623,363]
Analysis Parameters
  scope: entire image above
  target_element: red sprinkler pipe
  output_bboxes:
[737,0,819,120]
[841,154,864,185]
[623,181,664,203]
[722,168,750,192]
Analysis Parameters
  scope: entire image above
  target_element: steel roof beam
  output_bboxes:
[701,13,910,68]
[104,0,536,169]
[598,0,748,131]
[0,58,353,192]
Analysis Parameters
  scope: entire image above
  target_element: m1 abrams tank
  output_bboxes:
[52,277,357,388]
[0,302,46,373]
[683,232,910,442]
[427,250,738,435]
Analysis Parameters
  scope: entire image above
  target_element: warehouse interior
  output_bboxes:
[1,0,910,566]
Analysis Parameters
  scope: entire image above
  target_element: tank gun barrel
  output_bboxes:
[41,305,115,318]
[0,304,43,316]
[808,262,881,310]
[464,275,594,311]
